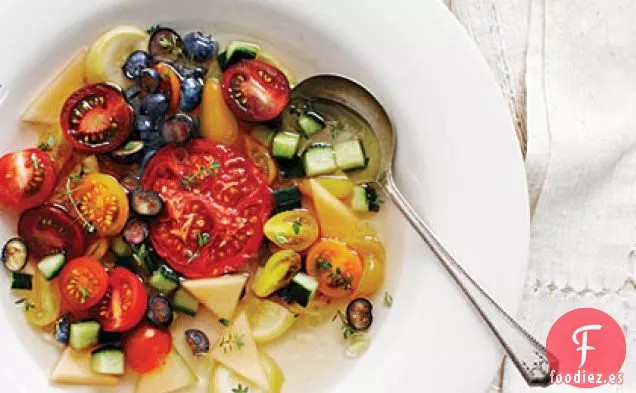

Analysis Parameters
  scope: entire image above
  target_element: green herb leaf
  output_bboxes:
[146,24,163,34]
[124,141,138,150]
[383,291,393,308]
[274,234,289,244]
[158,36,172,49]
[292,220,302,235]
[30,153,40,170]
[211,161,222,169]
[15,298,35,312]
[218,318,231,327]
[219,332,245,353]
[232,384,249,393]
[198,233,211,248]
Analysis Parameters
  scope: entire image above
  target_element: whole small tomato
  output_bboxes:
[124,324,172,373]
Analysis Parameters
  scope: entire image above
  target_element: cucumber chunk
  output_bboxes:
[286,273,318,307]
[218,41,260,70]
[298,112,324,137]
[351,185,370,212]
[272,131,301,159]
[70,321,100,350]
[173,287,199,316]
[272,186,301,213]
[149,265,180,293]
[91,347,125,375]
[11,272,32,290]
[302,145,337,177]
[334,139,367,171]
[37,253,66,280]
[251,125,276,148]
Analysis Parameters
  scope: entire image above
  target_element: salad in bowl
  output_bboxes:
[2,24,389,393]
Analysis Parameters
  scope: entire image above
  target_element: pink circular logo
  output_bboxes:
[547,308,626,387]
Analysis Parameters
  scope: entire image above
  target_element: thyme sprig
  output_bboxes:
[218,332,245,353]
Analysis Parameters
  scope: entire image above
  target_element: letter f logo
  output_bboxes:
[572,324,602,368]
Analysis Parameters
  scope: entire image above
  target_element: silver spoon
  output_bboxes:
[292,75,554,387]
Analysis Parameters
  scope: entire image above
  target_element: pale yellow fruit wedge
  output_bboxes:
[212,312,269,390]
[181,274,247,320]
[85,25,149,88]
[309,178,360,238]
[21,48,87,124]
[51,347,119,386]
[210,351,284,393]
[135,347,198,393]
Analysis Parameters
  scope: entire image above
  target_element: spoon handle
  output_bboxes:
[382,173,554,387]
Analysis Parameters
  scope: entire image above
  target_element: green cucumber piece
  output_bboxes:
[37,254,66,280]
[91,346,125,375]
[351,185,370,212]
[149,265,180,293]
[111,236,133,257]
[298,112,324,136]
[272,131,301,159]
[11,272,32,290]
[218,41,260,70]
[69,321,100,350]
[251,125,276,148]
[272,186,301,213]
[172,288,199,316]
[302,144,337,176]
[287,273,318,307]
[334,139,367,171]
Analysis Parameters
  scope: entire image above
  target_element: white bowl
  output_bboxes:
[0,0,529,392]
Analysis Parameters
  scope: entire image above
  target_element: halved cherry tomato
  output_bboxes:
[18,204,86,259]
[58,257,109,312]
[244,135,277,184]
[0,148,57,210]
[99,267,147,333]
[221,59,290,122]
[61,83,133,153]
[124,323,172,373]
[141,139,273,278]
[306,239,363,298]
[154,62,181,111]
[71,173,129,236]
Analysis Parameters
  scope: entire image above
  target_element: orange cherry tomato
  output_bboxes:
[306,239,363,298]
[244,135,278,184]
[71,173,129,236]
[58,257,109,312]
[124,324,172,373]
[154,62,181,111]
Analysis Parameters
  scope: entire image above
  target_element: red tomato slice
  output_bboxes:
[99,267,147,333]
[141,139,273,278]
[124,324,172,373]
[58,257,108,312]
[221,59,290,122]
[0,148,57,210]
[18,204,86,259]
[61,83,133,153]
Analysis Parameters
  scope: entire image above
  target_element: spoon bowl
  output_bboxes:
[292,74,555,387]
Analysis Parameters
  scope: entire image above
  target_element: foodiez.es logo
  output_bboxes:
[546,308,626,387]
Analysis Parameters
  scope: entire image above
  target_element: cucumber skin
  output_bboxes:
[69,321,100,350]
[173,288,199,316]
[91,347,125,375]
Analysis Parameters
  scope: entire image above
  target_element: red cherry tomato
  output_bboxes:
[99,267,147,333]
[124,324,172,373]
[0,148,57,210]
[58,257,108,312]
[60,83,133,153]
[18,204,86,260]
[141,139,273,278]
[221,59,290,122]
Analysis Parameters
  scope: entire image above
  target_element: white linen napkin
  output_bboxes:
[503,0,636,391]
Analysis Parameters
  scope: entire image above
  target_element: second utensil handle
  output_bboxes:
[382,172,553,387]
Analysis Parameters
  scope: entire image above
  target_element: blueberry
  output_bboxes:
[179,77,203,112]
[182,32,218,62]
[174,64,207,80]
[162,113,195,144]
[139,68,162,94]
[124,85,144,112]
[134,114,158,134]
[123,51,152,79]
[141,93,169,118]
[54,315,70,344]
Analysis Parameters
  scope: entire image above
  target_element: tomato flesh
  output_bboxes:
[124,324,172,373]
[18,204,86,259]
[71,173,129,236]
[58,257,109,312]
[221,59,290,122]
[61,83,133,153]
[99,267,147,333]
[141,139,273,278]
[0,149,57,210]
